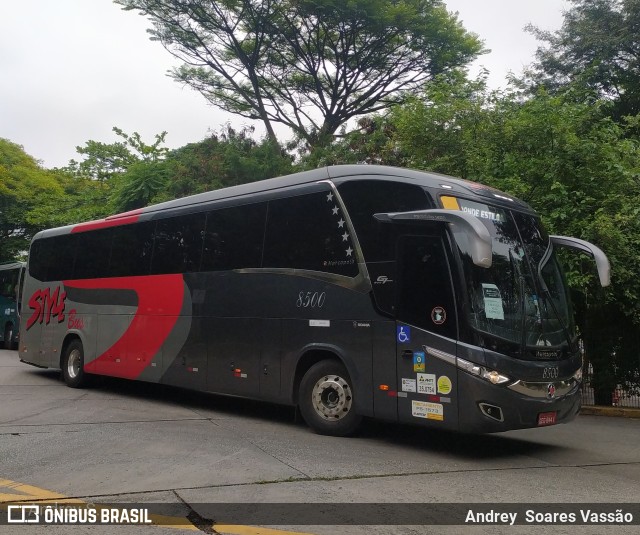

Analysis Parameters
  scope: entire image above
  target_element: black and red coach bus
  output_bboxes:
[18,165,610,435]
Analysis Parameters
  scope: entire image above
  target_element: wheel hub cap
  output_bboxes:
[312,375,352,420]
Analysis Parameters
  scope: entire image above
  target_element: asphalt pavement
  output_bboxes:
[1,349,639,534]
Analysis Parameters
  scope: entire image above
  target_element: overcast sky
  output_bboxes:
[1,0,570,169]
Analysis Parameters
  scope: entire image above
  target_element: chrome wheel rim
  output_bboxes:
[311,374,352,420]
[67,349,81,379]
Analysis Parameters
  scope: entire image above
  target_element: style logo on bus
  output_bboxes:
[26,286,67,330]
[67,309,84,330]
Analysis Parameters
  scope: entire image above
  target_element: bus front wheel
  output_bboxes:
[62,340,89,388]
[299,360,362,436]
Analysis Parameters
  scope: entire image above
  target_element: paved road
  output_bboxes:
[1,349,639,534]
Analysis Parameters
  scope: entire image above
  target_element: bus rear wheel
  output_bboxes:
[62,340,89,388]
[299,360,362,436]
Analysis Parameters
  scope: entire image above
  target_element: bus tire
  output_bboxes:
[298,360,362,436]
[61,340,89,388]
[3,324,12,350]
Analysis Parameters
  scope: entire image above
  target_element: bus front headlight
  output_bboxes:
[457,358,511,385]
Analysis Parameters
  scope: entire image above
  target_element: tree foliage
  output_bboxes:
[67,125,292,212]
[66,126,168,182]
[115,0,483,148]
[526,0,640,120]
[64,127,171,213]
[159,125,293,201]
[0,139,65,260]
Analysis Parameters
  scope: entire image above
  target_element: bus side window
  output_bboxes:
[337,180,433,262]
[151,212,206,274]
[46,234,79,282]
[108,222,155,277]
[201,202,267,272]
[263,190,358,277]
[74,229,113,279]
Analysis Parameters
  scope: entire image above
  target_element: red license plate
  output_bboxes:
[537,411,557,426]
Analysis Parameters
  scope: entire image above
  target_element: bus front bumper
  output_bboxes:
[457,371,582,433]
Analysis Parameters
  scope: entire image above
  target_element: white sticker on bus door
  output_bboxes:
[417,373,436,395]
[482,283,504,320]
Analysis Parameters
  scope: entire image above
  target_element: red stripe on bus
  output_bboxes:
[64,275,184,379]
[71,209,143,233]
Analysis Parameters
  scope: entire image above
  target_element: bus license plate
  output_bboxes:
[537,411,557,426]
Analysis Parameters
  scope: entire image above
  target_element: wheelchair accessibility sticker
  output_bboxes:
[397,325,411,343]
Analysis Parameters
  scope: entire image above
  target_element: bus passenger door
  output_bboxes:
[395,235,459,430]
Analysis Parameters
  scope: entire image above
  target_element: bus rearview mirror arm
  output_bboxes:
[373,209,492,268]
[550,235,611,287]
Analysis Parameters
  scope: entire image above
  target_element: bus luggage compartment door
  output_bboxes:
[206,317,261,397]
[395,235,459,430]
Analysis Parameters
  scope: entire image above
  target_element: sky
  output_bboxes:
[1,0,570,169]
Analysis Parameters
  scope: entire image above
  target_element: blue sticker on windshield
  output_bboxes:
[397,325,411,344]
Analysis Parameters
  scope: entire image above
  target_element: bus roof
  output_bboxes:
[34,165,534,239]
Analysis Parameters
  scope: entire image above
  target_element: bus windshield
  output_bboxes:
[446,197,575,358]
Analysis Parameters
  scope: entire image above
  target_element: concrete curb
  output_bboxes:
[580,405,640,419]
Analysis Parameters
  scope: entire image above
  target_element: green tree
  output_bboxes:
[159,125,293,201]
[298,115,403,170]
[0,139,65,260]
[526,0,640,120]
[109,160,169,212]
[67,126,169,182]
[115,0,483,148]
[65,127,171,213]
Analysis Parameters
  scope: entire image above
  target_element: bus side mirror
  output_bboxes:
[550,235,611,287]
[373,209,492,268]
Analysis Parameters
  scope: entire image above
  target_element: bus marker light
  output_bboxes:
[386,390,397,397]
[379,384,389,391]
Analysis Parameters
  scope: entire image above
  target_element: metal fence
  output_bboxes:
[581,365,640,408]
